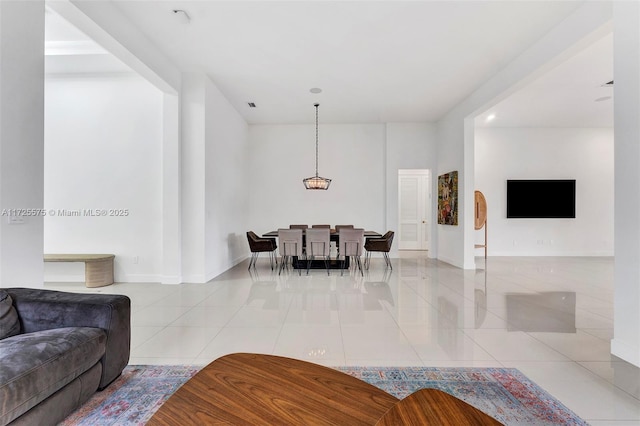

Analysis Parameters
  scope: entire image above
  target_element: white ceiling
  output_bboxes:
[477,33,613,128]
[45,1,612,127]
[45,8,131,74]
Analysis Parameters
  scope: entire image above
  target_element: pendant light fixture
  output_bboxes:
[303,103,332,190]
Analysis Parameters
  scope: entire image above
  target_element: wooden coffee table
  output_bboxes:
[147,353,502,425]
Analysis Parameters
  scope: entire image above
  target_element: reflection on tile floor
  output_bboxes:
[46,255,640,424]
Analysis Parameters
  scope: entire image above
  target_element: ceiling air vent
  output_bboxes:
[248,102,257,108]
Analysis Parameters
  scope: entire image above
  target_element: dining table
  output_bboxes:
[262,229,382,270]
[262,229,381,241]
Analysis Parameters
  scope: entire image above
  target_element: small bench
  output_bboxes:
[44,254,115,288]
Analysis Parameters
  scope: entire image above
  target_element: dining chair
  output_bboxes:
[246,231,277,270]
[311,224,331,229]
[334,225,355,258]
[305,228,331,275]
[364,231,394,270]
[334,225,354,233]
[278,228,304,275]
[338,228,364,276]
[289,224,309,230]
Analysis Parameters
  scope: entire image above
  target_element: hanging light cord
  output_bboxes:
[302,103,331,189]
[314,103,319,177]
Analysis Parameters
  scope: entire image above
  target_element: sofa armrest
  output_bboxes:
[5,288,130,389]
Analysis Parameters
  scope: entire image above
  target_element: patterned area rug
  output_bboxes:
[336,366,587,425]
[60,364,587,425]
[59,365,200,426]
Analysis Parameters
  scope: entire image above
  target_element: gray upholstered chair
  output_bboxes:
[334,225,355,257]
[278,228,304,275]
[364,231,394,270]
[246,231,278,270]
[334,224,354,233]
[305,228,331,275]
[289,224,308,230]
[338,228,364,276]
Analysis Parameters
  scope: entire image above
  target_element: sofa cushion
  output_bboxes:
[6,288,131,390]
[8,363,102,426]
[0,290,19,340]
[0,327,106,425]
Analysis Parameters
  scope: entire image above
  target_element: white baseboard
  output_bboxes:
[118,274,162,283]
[488,251,615,257]
[181,274,207,283]
[437,254,463,268]
[160,275,183,285]
[44,273,162,284]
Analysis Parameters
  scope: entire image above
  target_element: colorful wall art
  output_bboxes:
[438,171,458,225]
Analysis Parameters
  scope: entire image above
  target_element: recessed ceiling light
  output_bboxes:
[486,114,496,122]
[310,88,322,94]
[595,96,611,102]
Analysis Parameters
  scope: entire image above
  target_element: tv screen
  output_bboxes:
[506,180,576,218]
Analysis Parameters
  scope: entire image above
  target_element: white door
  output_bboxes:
[398,170,430,250]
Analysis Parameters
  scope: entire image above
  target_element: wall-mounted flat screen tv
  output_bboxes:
[506,180,576,218]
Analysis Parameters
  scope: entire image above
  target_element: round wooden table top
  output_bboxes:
[376,388,502,425]
[147,353,503,426]
[147,353,399,425]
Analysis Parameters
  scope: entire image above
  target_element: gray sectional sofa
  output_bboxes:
[0,288,130,426]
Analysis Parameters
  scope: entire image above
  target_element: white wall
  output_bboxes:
[612,0,640,367]
[475,127,613,256]
[0,1,45,287]
[161,93,182,284]
[247,122,436,258]
[45,71,249,285]
[181,73,249,283]
[180,73,206,282]
[436,2,612,269]
[44,74,164,282]
[56,0,181,93]
[248,123,386,235]
[385,123,436,255]
[435,116,470,267]
[204,78,249,279]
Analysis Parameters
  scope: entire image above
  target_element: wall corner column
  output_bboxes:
[612,0,640,367]
[0,1,45,287]
[463,118,477,270]
[162,93,182,284]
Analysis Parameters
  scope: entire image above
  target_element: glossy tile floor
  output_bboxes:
[46,254,640,425]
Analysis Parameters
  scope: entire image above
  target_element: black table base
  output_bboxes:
[288,257,349,269]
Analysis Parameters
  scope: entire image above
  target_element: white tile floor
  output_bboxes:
[46,254,640,425]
